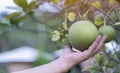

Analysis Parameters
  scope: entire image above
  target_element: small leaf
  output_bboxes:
[84,64,100,73]
[108,0,118,6]
[105,61,117,68]
[11,16,27,26]
[115,22,120,26]
[15,16,27,22]
[101,44,106,51]
[10,20,18,26]
[63,22,67,29]
[6,12,21,20]
[14,0,28,8]
[92,2,101,9]
[49,0,60,4]
[94,53,106,65]
[67,12,76,22]
[94,18,103,27]
[51,30,60,41]
[28,1,36,10]
[64,0,78,6]
[24,1,36,14]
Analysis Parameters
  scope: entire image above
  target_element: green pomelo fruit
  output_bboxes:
[68,20,98,51]
[99,25,116,43]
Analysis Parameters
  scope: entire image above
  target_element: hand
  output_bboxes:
[57,35,107,73]
[13,35,107,73]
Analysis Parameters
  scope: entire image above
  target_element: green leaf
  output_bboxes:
[49,0,60,4]
[94,18,103,27]
[115,22,120,26]
[92,2,101,9]
[108,0,118,6]
[94,53,106,65]
[28,1,36,10]
[64,0,78,6]
[105,61,117,68]
[85,64,101,73]
[51,30,60,41]
[63,22,67,29]
[14,0,28,8]
[15,16,27,22]
[6,12,21,20]
[11,16,27,26]
[67,12,76,22]
[23,1,36,14]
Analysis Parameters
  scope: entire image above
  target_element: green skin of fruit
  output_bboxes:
[68,20,98,51]
[99,25,116,43]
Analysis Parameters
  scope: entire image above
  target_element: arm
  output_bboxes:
[12,35,107,73]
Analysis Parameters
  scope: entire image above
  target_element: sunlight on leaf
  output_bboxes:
[92,2,101,9]
[67,12,76,22]
[115,22,120,26]
[29,1,36,10]
[108,0,118,6]
[49,0,60,4]
[106,61,117,68]
[94,18,103,27]
[94,53,106,65]
[14,0,28,8]
[63,22,67,29]
[6,12,21,20]
[64,0,78,6]
[51,30,60,41]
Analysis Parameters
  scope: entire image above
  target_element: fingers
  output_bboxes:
[86,35,102,55]
[61,35,107,66]
[92,35,107,56]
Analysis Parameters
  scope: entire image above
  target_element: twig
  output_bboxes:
[104,51,119,63]
[111,41,120,62]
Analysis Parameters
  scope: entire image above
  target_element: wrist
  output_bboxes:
[48,58,69,73]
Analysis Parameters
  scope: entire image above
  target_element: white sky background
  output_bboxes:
[0,0,17,13]
[0,0,32,13]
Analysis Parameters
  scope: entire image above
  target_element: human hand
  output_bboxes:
[56,35,107,73]
[12,35,107,73]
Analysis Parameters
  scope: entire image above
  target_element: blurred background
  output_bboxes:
[0,0,64,73]
[0,0,120,73]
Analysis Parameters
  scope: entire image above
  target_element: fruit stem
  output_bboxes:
[63,12,68,29]
[103,17,107,26]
